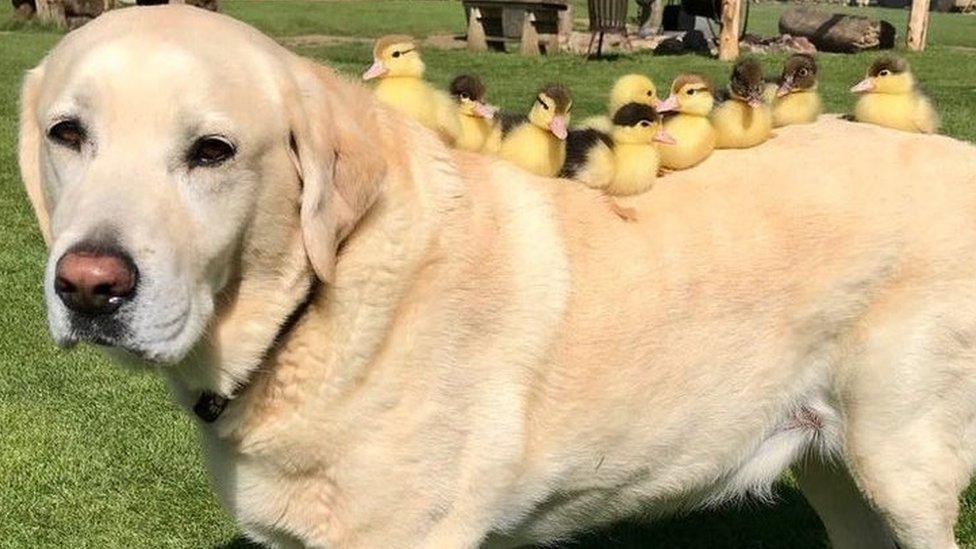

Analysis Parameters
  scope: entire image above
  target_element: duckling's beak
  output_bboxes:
[473,101,498,120]
[652,128,676,145]
[655,94,680,114]
[776,81,793,98]
[549,115,568,140]
[362,60,388,81]
[850,78,875,93]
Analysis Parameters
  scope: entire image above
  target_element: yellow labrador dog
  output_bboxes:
[19,5,976,548]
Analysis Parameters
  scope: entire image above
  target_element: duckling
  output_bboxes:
[772,54,822,128]
[562,103,674,196]
[363,35,460,144]
[656,73,717,170]
[499,84,572,177]
[579,74,668,132]
[449,74,501,153]
[711,57,773,149]
[851,56,939,134]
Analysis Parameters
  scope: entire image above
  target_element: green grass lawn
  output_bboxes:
[2,1,975,547]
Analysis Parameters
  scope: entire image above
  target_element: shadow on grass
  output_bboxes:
[214,484,826,548]
[558,484,827,548]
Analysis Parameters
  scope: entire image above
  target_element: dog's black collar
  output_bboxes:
[193,278,320,423]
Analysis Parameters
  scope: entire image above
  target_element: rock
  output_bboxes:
[653,35,686,55]
[779,7,895,52]
[12,0,36,18]
[682,29,710,51]
[185,0,218,11]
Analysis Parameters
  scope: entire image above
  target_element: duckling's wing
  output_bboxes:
[499,112,528,136]
[432,89,462,143]
[560,129,612,178]
[913,94,940,134]
[576,115,613,133]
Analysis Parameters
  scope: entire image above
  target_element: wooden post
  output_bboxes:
[717,0,741,60]
[520,11,541,56]
[556,3,573,51]
[906,0,931,51]
[467,6,489,52]
[35,0,67,27]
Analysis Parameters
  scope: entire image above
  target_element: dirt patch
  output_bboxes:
[279,34,370,48]
[423,33,467,50]
[280,33,468,50]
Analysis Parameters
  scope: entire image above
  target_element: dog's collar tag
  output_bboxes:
[193,391,229,423]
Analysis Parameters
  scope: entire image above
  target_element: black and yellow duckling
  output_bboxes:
[449,74,501,153]
[499,84,572,177]
[363,35,460,143]
[851,56,939,134]
[712,57,773,149]
[579,74,667,132]
[772,54,822,128]
[562,102,674,197]
[656,73,717,170]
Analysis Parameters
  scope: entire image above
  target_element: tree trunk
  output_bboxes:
[779,8,895,53]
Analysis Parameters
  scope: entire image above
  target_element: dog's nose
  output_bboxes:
[54,247,137,316]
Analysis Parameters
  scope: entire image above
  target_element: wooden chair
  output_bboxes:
[586,0,632,57]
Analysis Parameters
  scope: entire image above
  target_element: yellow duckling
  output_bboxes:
[449,74,501,153]
[562,103,674,196]
[712,57,773,149]
[579,74,669,132]
[499,84,572,177]
[851,56,939,134]
[656,73,717,170]
[772,54,822,128]
[363,35,460,144]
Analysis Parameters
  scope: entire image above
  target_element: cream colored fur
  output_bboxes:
[20,7,976,549]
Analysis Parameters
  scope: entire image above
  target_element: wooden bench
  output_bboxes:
[461,0,572,55]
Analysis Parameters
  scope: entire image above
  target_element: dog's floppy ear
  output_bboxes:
[18,65,52,245]
[288,60,386,283]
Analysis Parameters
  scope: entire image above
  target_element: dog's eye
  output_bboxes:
[48,119,86,151]
[188,136,235,168]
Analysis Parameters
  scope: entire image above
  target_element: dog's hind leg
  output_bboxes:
[794,456,896,549]
[834,311,976,549]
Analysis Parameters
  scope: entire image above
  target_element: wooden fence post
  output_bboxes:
[906,0,931,51]
[717,0,741,60]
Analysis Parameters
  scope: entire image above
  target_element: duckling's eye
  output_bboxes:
[459,93,469,100]
[879,69,890,77]
[187,135,236,168]
[798,68,809,77]
[48,119,86,151]
[536,97,550,110]
[646,90,654,97]
[687,89,697,96]
[392,51,402,58]
[638,120,652,127]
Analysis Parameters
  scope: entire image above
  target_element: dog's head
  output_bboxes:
[19,6,385,377]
